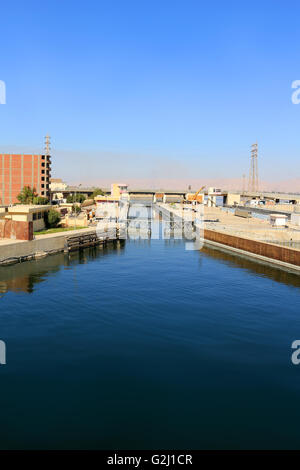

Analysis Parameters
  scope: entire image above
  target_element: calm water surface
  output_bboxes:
[0,237,300,449]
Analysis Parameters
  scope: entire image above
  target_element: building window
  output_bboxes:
[42,162,45,167]
[41,177,45,181]
[38,212,42,219]
[33,213,37,220]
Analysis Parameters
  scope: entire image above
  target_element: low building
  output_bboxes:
[291,213,300,226]
[94,198,119,220]
[4,205,51,232]
[57,203,75,214]
[111,183,128,199]
[291,205,300,226]
[63,212,89,227]
[94,183,129,220]
[50,178,67,191]
[270,214,288,227]
[0,205,51,240]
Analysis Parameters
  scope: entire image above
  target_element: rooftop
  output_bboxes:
[50,178,63,183]
[7,205,51,213]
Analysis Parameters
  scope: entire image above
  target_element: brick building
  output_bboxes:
[0,154,51,205]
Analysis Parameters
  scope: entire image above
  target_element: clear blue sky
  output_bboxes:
[0,0,299,184]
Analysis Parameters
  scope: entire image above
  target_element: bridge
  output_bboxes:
[50,186,300,204]
[236,191,300,203]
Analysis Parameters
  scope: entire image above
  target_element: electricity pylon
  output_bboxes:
[248,142,259,192]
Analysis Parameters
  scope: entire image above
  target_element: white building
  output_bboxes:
[50,178,67,191]
[270,214,288,227]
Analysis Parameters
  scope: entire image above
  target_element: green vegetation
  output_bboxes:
[66,193,86,203]
[91,188,105,198]
[72,204,81,214]
[34,226,86,235]
[45,208,61,228]
[33,196,49,205]
[17,186,37,204]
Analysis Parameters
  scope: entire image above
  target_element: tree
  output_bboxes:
[45,208,61,228]
[17,186,37,204]
[33,196,49,205]
[66,193,86,203]
[72,204,81,214]
[91,188,105,198]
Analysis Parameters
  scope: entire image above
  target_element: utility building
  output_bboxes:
[0,154,51,205]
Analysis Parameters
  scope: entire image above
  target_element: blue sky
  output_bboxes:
[0,0,299,185]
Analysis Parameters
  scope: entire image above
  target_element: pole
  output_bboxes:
[75,184,81,230]
[74,189,77,230]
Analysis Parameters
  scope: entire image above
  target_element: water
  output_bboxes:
[0,236,300,449]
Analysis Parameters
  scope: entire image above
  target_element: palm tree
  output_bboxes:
[17,186,38,204]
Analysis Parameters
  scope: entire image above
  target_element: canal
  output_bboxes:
[0,234,300,449]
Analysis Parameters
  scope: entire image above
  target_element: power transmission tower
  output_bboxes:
[44,134,51,156]
[248,142,259,192]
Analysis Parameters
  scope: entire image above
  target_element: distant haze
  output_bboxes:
[65,177,300,193]
[1,147,299,193]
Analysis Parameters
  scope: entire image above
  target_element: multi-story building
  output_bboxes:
[0,154,51,205]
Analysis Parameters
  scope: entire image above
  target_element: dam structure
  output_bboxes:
[0,199,300,274]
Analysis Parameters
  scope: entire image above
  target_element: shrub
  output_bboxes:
[66,193,86,203]
[33,196,49,205]
[72,204,81,214]
[45,208,61,228]
[91,188,105,198]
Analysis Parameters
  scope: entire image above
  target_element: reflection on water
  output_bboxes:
[0,236,299,298]
[202,244,300,288]
[0,241,126,296]
[0,230,300,450]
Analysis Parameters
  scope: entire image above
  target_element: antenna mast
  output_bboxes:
[44,134,51,156]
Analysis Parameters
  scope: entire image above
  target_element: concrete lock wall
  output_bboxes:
[204,229,300,267]
[0,228,98,264]
[0,232,66,262]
